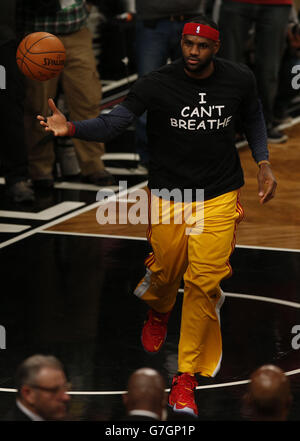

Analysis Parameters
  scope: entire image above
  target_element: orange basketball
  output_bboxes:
[16,32,66,81]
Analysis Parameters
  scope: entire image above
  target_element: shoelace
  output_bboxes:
[174,375,197,397]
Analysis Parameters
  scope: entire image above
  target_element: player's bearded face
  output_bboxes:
[182,52,214,73]
[181,36,217,74]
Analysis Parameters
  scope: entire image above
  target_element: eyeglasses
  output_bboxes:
[28,382,71,394]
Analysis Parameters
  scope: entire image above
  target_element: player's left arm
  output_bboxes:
[256,160,277,205]
[239,70,277,204]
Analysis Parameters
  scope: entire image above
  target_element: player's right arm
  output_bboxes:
[37,97,140,141]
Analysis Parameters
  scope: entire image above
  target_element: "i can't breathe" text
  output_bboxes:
[170,92,233,131]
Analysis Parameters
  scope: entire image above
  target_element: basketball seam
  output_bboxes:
[17,50,61,72]
[17,40,64,78]
[18,58,40,81]
[24,34,64,55]
[17,44,65,61]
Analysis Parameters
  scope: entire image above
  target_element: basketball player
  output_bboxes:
[37,15,277,417]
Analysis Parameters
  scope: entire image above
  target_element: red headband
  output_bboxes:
[182,23,220,41]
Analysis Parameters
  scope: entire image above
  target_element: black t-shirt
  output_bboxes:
[122,57,261,201]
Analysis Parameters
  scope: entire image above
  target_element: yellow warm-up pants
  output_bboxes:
[134,189,244,377]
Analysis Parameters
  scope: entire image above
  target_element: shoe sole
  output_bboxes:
[168,402,198,418]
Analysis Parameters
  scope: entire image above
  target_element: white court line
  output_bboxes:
[236,244,300,253]
[0,202,85,221]
[0,180,148,249]
[36,230,300,253]
[1,368,299,396]
[0,291,299,396]
[223,292,300,309]
[118,199,141,203]
[178,289,300,309]
[0,224,31,233]
[41,230,147,241]
[54,182,120,192]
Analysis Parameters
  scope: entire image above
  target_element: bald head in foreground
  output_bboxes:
[122,368,167,421]
[244,364,292,421]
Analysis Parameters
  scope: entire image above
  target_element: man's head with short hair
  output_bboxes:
[181,14,220,78]
[243,364,292,421]
[123,367,167,420]
[186,14,219,31]
[15,354,71,421]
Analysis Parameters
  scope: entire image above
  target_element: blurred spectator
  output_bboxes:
[218,0,292,143]
[134,0,204,171]
[274,13,300,123]
[17,0,115,188]
[94,1,137,80]
[0,0,35,202]
[4,354,71,421]
[242,364,292,421]
[122,367,167,421]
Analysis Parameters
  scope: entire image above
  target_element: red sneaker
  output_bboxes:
[141,309,171,353]
[168,373,198,417]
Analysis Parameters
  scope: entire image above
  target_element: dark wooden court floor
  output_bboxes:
[0,122,299,422]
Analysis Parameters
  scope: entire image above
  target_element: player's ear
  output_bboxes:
[180,37,184,50]
[213,40,221,55]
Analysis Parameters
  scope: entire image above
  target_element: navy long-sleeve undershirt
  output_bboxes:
[71,104,136,143]
[242,99,269,163]
[71,102,269,164]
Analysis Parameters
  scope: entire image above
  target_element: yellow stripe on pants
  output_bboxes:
[134,189,244,376]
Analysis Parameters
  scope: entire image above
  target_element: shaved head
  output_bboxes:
[123,368,167,418]
[244,365,292,420]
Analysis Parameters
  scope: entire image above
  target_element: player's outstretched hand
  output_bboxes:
[257,163,277,204]
[37,98,69,136]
